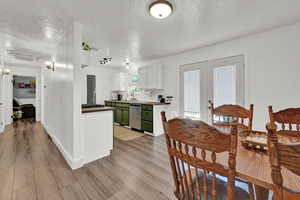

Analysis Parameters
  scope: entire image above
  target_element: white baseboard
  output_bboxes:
[71,157,84,170]
[43,123,83,170]
[83,150,111,165]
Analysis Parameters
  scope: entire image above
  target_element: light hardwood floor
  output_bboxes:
[0,121,175,200]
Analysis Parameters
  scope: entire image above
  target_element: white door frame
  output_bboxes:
[3,74,13,126]
[208,55,245,107]
[0,73,4,133]
[179,61,209,121]
[179,55,245,123]
[7,70,42,123]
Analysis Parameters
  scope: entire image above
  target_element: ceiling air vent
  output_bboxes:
[6,48,48,62]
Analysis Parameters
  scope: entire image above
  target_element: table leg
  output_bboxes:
[254,185,270,200]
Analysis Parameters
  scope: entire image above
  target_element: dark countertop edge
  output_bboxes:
[82,107,114,114]
[105,100,171,106]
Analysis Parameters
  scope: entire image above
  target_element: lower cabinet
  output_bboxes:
[116,108,122,123]
[122,108,129,126]
[116,107,129,126]
[105,101,154,133]
[142,120,153,133]
[141,105,153,133]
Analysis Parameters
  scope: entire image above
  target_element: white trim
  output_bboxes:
[179,61,209,122]
[43,123,84,170]
[83,151,110,164]
[209,55,245,106]
[0,74,4,134]
[11,71,41,121]
[179,55,245,123]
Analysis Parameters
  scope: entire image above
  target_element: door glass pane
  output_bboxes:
[184,70,200,119]
[213,65,236,107]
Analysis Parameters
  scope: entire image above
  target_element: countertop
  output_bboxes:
[82,107,114,113]
[105,100,170,106]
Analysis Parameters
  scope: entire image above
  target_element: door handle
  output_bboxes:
[208,100,213,109]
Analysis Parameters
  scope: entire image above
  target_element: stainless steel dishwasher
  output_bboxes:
[129,104,141,130]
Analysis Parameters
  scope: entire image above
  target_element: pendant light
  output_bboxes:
[149,0,173,19]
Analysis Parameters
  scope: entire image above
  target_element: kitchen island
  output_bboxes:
[81,105,113,165]
[105,100,170,136]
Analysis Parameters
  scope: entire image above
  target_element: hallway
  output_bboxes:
[0,121,174,200]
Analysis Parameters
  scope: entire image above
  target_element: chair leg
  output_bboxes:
[248,183,255,200]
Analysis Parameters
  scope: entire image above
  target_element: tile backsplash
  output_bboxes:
[115,89,162,102]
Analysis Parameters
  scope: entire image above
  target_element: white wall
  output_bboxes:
[81,66,118,104]
[42,62,75,165]
[7,66,41,121]
[143,22,300,131]
[42,22,86,169]
[3,74,12,125]
[42,22,78,168]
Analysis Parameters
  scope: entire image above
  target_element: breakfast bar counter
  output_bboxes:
[105,100,170,106]
[81,105,113,165]
[82,106,113,113]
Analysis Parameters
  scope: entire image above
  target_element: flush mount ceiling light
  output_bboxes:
[149,0,173,19]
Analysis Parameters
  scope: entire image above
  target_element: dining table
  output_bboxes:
[212,125,300,200]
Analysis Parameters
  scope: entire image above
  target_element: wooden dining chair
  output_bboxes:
[210,103,255,199]
[161,112,251,200]
[210,102,254,133]
[266,122,300,200]
[268,106,300,137]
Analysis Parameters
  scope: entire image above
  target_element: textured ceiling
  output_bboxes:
[1,0,300,68]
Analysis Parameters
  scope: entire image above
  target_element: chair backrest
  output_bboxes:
[269,106,300,137]
[210,103,254,131]
[161,112,238,200]
[266,122,300,200]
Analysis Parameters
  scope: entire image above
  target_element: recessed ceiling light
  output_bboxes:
[149,0,173,19]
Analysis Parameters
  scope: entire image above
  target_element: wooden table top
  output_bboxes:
[166,118,300,192]
[214,127,300,191]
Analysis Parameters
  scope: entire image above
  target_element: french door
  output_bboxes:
[180,55,245,123]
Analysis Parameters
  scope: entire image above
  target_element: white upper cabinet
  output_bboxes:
[138,64,163,90]
[112,72,130,92]
[138,67,148,89]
